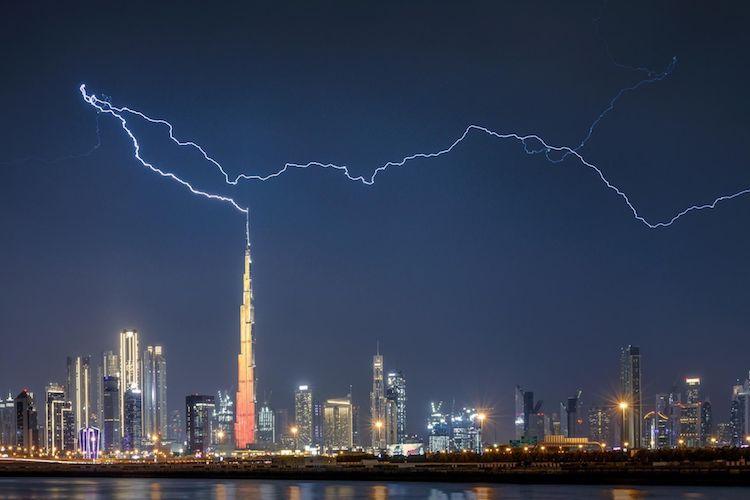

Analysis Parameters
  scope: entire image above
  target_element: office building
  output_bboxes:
[323,397,353,450]
[451,408,482,453]
[214,390,234,453]
[0,393,15,446]
[257,403,275,446]
[386,371,407,443]
[66,355,93,439]
[294,385,313,448]
[122,387,142,451]
[588,406,611,446]
[102,375,121,452]
[143,345,167,441]
[313,401,324,448]
[427,401,450,453]
[186,394,215,454]
[370,351,387,449]
[44,383,70,453]
[514,386,544,442]
[14,390,39,449]
[561,390,583,438]
[620,345,642,448]
[169,409,183,444]
[96,350,119,428]
[119,330,140,430]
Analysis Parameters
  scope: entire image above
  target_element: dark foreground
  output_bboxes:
[2,459,750,487]
[1,477,749,499]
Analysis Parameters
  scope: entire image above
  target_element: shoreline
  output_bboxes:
[2,461,750,486]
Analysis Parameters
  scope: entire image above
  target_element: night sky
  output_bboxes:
[2,1,750,441]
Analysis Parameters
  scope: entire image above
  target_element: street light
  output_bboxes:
[618,402,628,448]
[477,413,486,453]
[374,420,383,452]
[290,426,299,452]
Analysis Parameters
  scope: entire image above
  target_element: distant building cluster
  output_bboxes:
[0,329,168,458]
[502,344,747,451]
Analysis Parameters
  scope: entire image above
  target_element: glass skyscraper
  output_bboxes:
[142,345,167,441]
[294,385,313,448]
[620,345,642,448]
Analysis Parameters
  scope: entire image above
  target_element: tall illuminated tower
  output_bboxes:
[235,244,256,448]
[119,330,140,430]
[620,345,642,448]
[66,355,92,438]
[370,349,386,449]
[143,345,167,441]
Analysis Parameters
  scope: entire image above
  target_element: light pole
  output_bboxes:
[375,420,383,454]
[291,426,299,452]
[477,413,486,454]
[618,401,628,449]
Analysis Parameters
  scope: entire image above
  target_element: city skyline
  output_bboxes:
[3,265,748,450]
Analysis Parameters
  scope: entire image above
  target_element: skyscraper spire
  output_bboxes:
[235,242,256,448]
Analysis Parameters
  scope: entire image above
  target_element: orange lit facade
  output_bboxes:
[235,245,256,448]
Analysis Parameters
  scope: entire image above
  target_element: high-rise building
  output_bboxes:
[102,375,121,452]
[122,387,142,451]
[386,371,407,443]
[644,410,669,449]
[678,377,706,447]
[169,409,183,444]
[620,345,642,448]
[451,408,483,453]
[275,408,291,448]
[313,401,324,448]
[214,390,234,453]
[561,390,583,438]
[14,390,39,449]
[730,376,749,447]
[385,391,398,445]
[685,377,701,404]
[701,400,712,446]
[142,345,167,442]
[186,394,215,454]
[119,330,140,431]
[370,351,386,449]
[588,406,611,446]
[44,383,71,453]
[257,404,275,446]
[0,393,15,446]
[427,401,450,453]
[514,386,543,442]
[514,386,525,440]
[294,385,313,448]
[97,351,119,429]
[323,397,353,450]
[235,245,256,449]
[352,404,361,447]
[66,355,93,440]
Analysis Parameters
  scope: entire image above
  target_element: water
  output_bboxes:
[0,478,746,499]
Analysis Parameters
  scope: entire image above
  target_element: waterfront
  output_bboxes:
[0,478,748,499]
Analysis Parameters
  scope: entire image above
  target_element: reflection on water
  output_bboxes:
[0,478,743,499]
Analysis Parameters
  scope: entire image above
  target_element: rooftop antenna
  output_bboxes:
[245,211,250,247]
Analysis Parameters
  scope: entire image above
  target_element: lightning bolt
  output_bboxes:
[79,85,250,244]
[79,80,750,230]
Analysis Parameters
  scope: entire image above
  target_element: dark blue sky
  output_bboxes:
[2,1,750,440]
